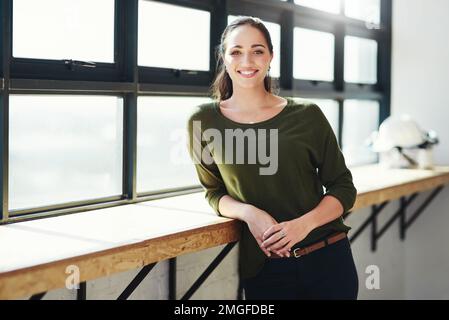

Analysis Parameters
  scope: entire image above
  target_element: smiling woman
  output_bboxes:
[187,16,359,300]
[220,25,273,92]
[229,15,281,78]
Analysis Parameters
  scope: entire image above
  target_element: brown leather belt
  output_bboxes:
[269,231,347,259]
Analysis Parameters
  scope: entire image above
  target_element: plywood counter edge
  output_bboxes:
[2,166,449,299]
[0,219,242,300]
[352,170,449,210]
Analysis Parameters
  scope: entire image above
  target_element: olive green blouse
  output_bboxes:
[186,97,357,280]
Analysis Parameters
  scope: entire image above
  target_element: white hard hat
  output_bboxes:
[369,115,427,152]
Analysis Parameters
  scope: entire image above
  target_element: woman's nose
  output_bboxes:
[240,53,254,64]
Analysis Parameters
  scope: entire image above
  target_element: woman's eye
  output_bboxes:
[230,50,264,56]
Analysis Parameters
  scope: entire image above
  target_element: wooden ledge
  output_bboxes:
[351,165,449,210]
[1,164,449,299]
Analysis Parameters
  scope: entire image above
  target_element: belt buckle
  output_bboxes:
[293,248,302,258]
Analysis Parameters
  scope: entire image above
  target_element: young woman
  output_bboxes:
[187,16,359,300]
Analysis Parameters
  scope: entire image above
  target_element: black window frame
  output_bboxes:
[0,0,392,224]
[137,0,215,86]
[9,0,123,82]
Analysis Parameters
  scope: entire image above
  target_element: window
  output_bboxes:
[136,96,208,193]
[9,95,123,211]
[138,0,210,70]
[294,0,341,14]
[1,0,392,223]
[307,99,340,141]
[292,98,339,142]
[12,0,115,62]
[342,100,379,166]
[344,36,378,84]
[293,28,335,81]
[345,0,381,25]
[228,16,281,78]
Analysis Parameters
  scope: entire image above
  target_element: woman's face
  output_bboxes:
[223,24,273,89]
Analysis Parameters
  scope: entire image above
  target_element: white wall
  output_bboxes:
[390,0,449,299]
[345,0,449,300]
[346,0,449,300]
[391,0,449,166]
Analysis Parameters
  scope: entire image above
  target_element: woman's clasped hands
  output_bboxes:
[243,205,313,258]
[261,218,311,257]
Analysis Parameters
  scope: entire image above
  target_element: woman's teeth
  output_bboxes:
[238,70,258,78]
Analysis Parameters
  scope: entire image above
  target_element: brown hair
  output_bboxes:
[209,16,279,102]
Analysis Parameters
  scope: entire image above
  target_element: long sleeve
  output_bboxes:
[186,111,228,216]
[312,104,357,214]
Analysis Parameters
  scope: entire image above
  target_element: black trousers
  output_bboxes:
[242,236,359,300]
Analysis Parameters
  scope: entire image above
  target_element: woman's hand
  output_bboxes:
[243,206,279,257]
[260,216,313,257]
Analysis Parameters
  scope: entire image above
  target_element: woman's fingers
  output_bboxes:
[275,242,293,257]
[261,228,287,247]
[262,224,282,241]
[267,237,290,252]
[257,238,272,257]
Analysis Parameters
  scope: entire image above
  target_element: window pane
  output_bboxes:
[138,0,210,70]
[344,36,378,84]
[342,100,379,166]
[137,96,209,193]
[294,0,341,14]
[294,28,335,81]
[228,16,281,78]
[9,95,123,211]
[306,99,340,141]
[345,0,381,25]
[13,0,114,62]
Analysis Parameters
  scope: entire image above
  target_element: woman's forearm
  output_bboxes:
[218,195,255,223]
[300,195,345,233]
[218,193,344,233]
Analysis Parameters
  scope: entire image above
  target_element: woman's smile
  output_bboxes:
[237,69,259,78]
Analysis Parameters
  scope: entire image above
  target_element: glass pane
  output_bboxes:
[13,0,114,62]
[308,99,340,141]
[345,0,381,25]
[292,97,339,141]
[294,0,341,14]
[138,0,210,71]
[344,36,378,84]
[137,96,210,193]
[293,28,335,81]
[342,100,379,166]
[9,95,123,211]
[228,16,281,78]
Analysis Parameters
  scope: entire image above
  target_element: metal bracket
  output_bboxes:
[117,263,156,300]
[28,242,236,300]
[77,281,86,300]
[29,281,86,300]
[180,242,237,300]
[347,185,444,251]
